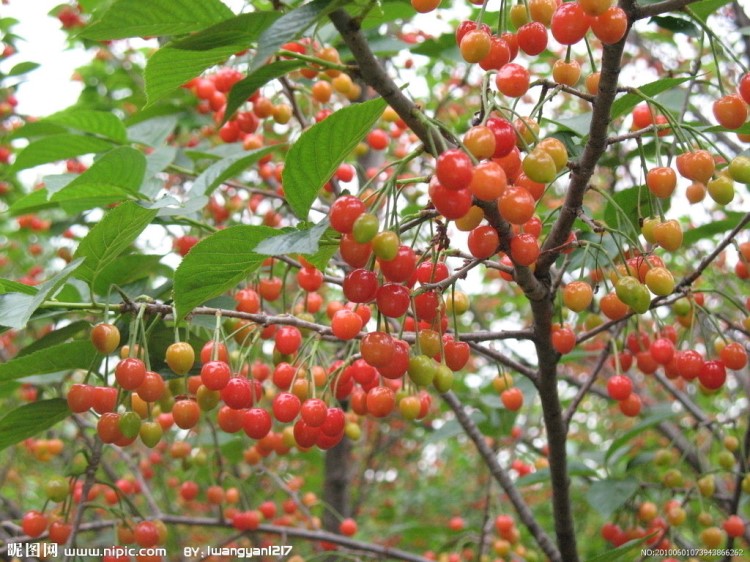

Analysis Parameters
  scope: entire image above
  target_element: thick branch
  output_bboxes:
[440,391,561,562]
[328,9,436,153]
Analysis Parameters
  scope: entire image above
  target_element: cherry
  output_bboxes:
[485,117,516,157]
[115,357,147,390]
[343,268,379,303]
[339,518,358,536]
[495,63,530,98]
[591,7,628,44]
[459,29,491,63]
[498,186,535,225]
[551,3,591,45]
[479,36,511,71]
[444,338,470,371]
[517,22,548,56]
[376,283,411,317]
[713,94,748,129]
[551,327,576,354]
[134,521,160,548]
[172,399,201,429]
[201,340,229,364]
[366,129,389,150]
[699,360,726,390]
[436,148,474,190]
[21,510,48,538]
[510,233,540,266]
[48,520,72,544]
[563,281,593,312]
[360,331,395,368]
[501,387,524,411]
[330,195,366,234]
[166,342,195,375]
[340,234,372,268]
[67,383,94,413]
[91,323,121,354]
[377,338,410,379]
[273,392,302,422]
[607,375,633,400]
[467,225,499,259]
[243,408,273,439]
[297,266,324,292]
[275,325,302,355]
[428,179,473,220]
[366,386,396,417]
[720,342,748,370]
[331,308,364,340]
[469,160,507,201]
[619,393,642,416]
[646,166,677,198]
[92,385,118,414]
[321,407,346,436]
[200,360,231,391]
[379,245,417,283]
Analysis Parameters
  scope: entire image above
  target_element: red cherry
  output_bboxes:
[436,149,474,191]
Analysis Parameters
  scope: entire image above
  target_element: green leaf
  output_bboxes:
[605,406,676,465]
[283,97,387,218]
[81,0,234,40]
[610,77,691,121]
[9,120,68,140]
[7,61,40,76]
[10,134,115,172]
[44,109,128,143]
[303,242,339,271]
[92,254,164,295]
[587,535,655,562]
[0,340,100,382]
[251,0,335,71]
[411,33,460,60]
[545,114,592,137]
[682,212,745,246]
[225,60,305,119]
[603,185,670,236]
[255,221,332,256]
[688,0,732,22]
[0,279,37,296]
[360,0,413,29]
[649,15,699,37]
[0,399,70,452]
[49,147,147,212]
[173,225,278,318]
[16,321,91,357]
[73,202,159,287]
[516,460,597,487]
[145,12,278,105]
[188,146,279,197]
[585,478,639,519]
[9,189,60,216]
[0,259,84,329]
[127,115,179,147]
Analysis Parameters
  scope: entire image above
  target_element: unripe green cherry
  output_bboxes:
[119,411,142,439]
[372,231,400,261]
[352,213,379,244]
[706,175,735,205]
[433,364,454,393]
[728,155,750,184]
[407,354,436,387]
[522,148,557,184]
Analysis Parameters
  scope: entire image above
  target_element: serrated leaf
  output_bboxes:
[44,109,128,143]
[610,77,690,121]
[173,225,278,318]
[0,279,38,296]
[688,0,732,22]
[81,0,234,40]
[283,97,387,219]
[73,202,158,287]
[251,0,336,71]
[225,60,305,119]
[586,478,639,519]
[145,12,278,105]
[682,212,745,246]
[649,15,699,37]
[49,147,147,212]
[587,536,654,562]
[10,134,116,172]
[7,61,40,76]
[0,399,70,452]
[16,321,91,358]
[303,242,338,271]
[605,407,676,465]
[127,115,179,147]
[0,259,84,329]
[255,221,331,256]
[92,254,164,295]
[0,340,99,382]
[188,146,279,197]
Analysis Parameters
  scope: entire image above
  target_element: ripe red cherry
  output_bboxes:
[467,225,499,259]
[444,339,470,371]
[360,331,395,368]
[376,283,411,318]
[172,399,200,429]
[321,407,346,436]
[699,360,726,390]
[713,94,748,129]
[428,179,473,220]
[134,521,160,548]
[339,518,358,536]
[495,63,530,98]
[377,338,410,379]
[48,520,72,544]
[479,36,511,71]
[201,340,229,363]
[509,233,540,266]
[273,392,302,422]
[67,383,94,413]
[300,398,328,427]
[297,267,324,292]
[649,337,675,365]
[739,73,750,104]
[501,387,524,411]
[275,325,302,355]
[485,117,516,157]
[331,308,364,340]
[607,375,633,401]
[591,7,628,44]
[92,386,118,414]
[551,327,576,354]
[415,261,450,284]
[115,357,147,390]
[550,3,592,45]
[200,360,231,391]
[498,186,535,225]
[366,386,396,417]
[436,149,474,191]
[343,268,379,303]
[619,393,642,416]
[517,22,548,55]
[720,342,748,370]
[243,408,272,439]
[378,245,417,283]
[221,377,253,409]
[21,510,48,537]
[414,290,441,322]
[330,195,366,234]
